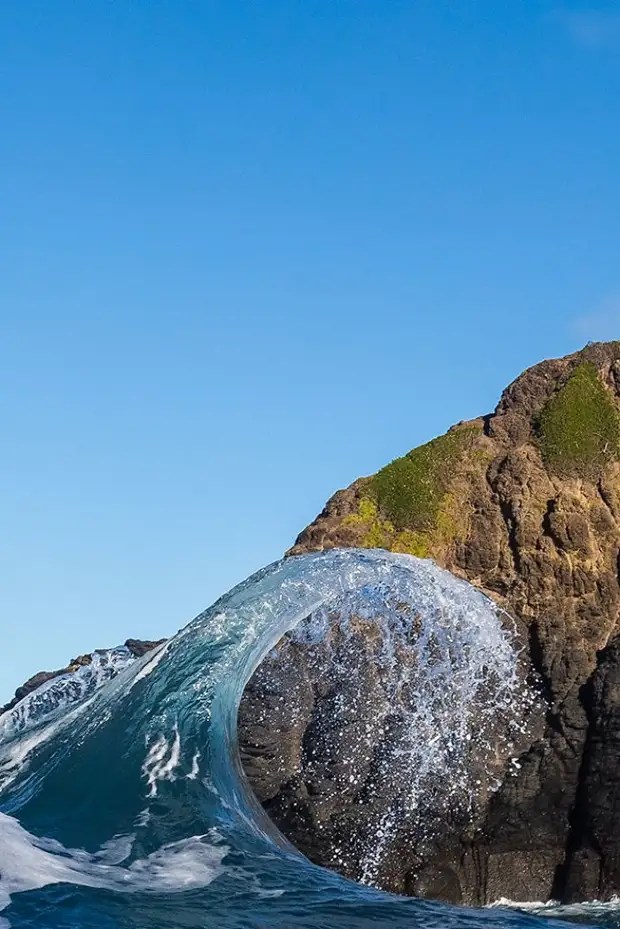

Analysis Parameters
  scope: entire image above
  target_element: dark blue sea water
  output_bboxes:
[0,550,612,928]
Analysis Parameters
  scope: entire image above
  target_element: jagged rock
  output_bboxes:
[238,341,620,904]
[124,638,166,658]
[562,635,620,901]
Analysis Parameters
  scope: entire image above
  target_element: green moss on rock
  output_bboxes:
[536,362,620,480]
[390,528,431,558]
[370,426,478,531]
[342,498,433,556]
[342,498,394,548]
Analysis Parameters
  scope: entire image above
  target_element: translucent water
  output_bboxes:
[249,576,538,886]
[0,550,597,928]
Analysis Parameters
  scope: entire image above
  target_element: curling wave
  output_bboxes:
[0,550,588,928]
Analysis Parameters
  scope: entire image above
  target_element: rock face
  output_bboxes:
[238,341,620,904]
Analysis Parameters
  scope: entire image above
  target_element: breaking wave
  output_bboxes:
[0,550,592,928]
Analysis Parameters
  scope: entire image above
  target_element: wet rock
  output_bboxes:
[124,638,166,658]
[239,341,620,904]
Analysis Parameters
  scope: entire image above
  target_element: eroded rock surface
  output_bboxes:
[239,341,620,904]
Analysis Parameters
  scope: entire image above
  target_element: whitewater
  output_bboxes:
[0,549,611,928]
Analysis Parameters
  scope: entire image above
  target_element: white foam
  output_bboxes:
[0,811,227,911]
[187,750,201,779]
[492,894,620,919]
[142,725,182,797]
[0,648,135,740]
[0,645,173,793]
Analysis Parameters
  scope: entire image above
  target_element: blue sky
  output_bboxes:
[1,1,619,699]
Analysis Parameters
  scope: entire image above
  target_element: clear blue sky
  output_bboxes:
[1,1,619,700]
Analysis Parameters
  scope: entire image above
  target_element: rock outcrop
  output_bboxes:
[238,341,620,905]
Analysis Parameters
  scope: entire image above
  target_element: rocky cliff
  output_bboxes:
[238,341,620,905]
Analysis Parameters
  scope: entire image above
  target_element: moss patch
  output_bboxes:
[343,498,433,556]
[370,426,479,531]
[536,362,620,480]
[343,499,395,549]
[389,528,432,558]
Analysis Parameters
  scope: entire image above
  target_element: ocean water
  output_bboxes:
[0,549,611,928]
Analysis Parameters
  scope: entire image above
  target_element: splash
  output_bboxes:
[254,578,538,885]
[0,647,135,742]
